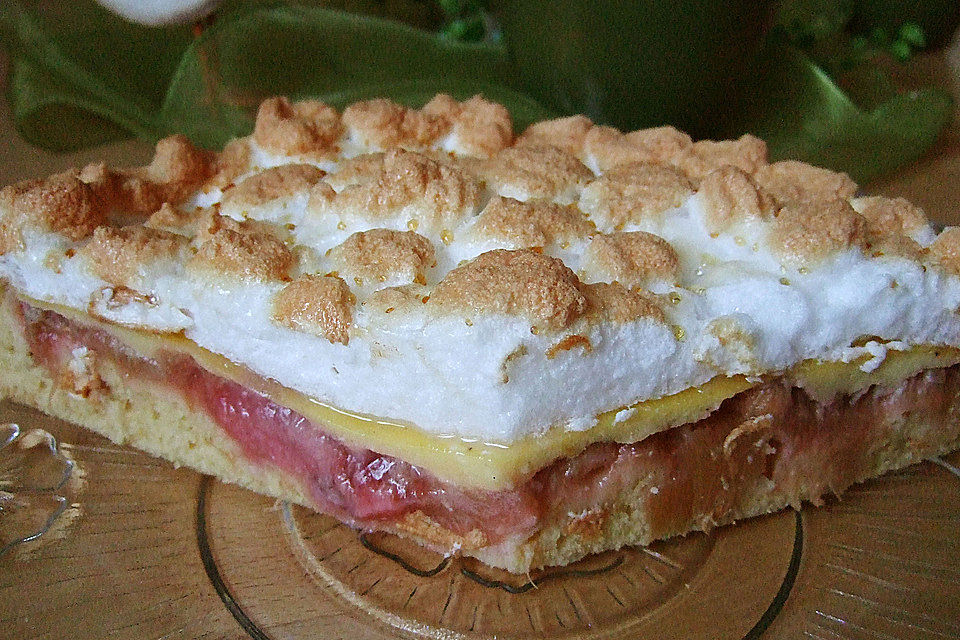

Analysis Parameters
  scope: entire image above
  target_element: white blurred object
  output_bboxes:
[95,0,223,25]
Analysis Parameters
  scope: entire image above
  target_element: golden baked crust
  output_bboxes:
[364,283,431,316]
[0,92,947,319]
[0,171,108,249]
[422,94,513,158]
[678,134,768,179]
[585,124,692,171]
[208,138,252,188]
[854,196,929,260]
[344,98,445,150]
[928,228,960,276]
[581,282,665,324]
[698,166,777,234]
[770,198,867,267]
[853,195,928,236]
[0,135,212,253]
[339,94,512,157]
[754,160,858,205]
[481,144,593,202]
[518,114,594,156]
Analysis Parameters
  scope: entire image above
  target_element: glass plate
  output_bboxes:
[1,400,958,639]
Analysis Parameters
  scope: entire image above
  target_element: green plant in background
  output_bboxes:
[0,0,956,183]
[0,0,554,151]
[721,0,957,181]
[436,0,488,42]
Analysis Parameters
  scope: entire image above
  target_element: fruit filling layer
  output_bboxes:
[17,299,960,548]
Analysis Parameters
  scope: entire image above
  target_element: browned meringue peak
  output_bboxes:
[145,204,293,250]
[363,283,431,316]
[220,163,326,217]
[0,170,109,252]
[308,149,481,231]
[327,228,435,287]
[207,138,252,189]
[480,144,594,203]
[866,232,924,261]
[79,225,188,288]
[579,161,694,231]
[420,94,514,158]
[338,95,513,157]
[517,118,693,175]
[145,202,201,233]
[582,231,680,288]
[90,135,215,217]
[584,125,693,172]
[272,273,355,344]
[517,115,594,156]
[581,281,665,324]
[753,160,857,206]
[254,97,343,157]
[0,135,212,252]
[322,152,385,191]
[429,248,588,330]
[188,225,294,282]
[677,134,768,180]
[853,196,930,260]
[197,211,295,246]
[471,196,594,248]
[928,228,960,276]
[770,198,868,267]
[852,196,929,238]
[697,165,778,235]
[343,98,449,150]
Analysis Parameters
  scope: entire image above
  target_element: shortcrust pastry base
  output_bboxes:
[1,286,959,573]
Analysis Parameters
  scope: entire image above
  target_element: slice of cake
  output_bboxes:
[1,95,959,573]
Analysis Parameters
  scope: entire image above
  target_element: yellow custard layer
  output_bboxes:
[26,296,960,490]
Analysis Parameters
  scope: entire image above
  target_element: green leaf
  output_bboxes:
[835,62,893,111]
[2,1,193,108]
[7,56,132,152]
[723,42,952,183]
[0,1,546,152]
[305,0,443,31]
[0,0,190,149]
[157,5,542,148]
